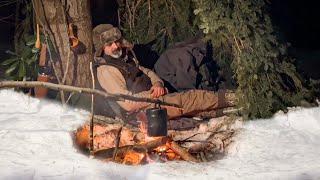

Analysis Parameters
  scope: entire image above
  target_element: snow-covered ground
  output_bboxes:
[0,89,320,180]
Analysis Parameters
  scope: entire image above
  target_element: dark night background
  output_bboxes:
[0,0,319,79]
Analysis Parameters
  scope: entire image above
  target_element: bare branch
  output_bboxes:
[0,81,181,108]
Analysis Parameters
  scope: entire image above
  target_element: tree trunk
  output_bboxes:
[34,0,93,88]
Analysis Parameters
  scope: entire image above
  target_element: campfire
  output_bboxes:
[74,112,240,165]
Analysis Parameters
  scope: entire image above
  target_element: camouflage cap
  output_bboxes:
[93,24,131,57]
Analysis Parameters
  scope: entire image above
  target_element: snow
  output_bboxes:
[0,89,320,180]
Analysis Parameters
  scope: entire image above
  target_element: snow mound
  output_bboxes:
[0,89,320,180]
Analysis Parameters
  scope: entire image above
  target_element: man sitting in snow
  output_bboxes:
[93,24,236,119]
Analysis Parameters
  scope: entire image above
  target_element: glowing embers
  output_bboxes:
[74,115,238,165]
[149,142,180,162]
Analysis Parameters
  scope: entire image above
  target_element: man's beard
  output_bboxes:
[110,49,122,58]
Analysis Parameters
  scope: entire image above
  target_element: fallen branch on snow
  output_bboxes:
[0,80,181,108]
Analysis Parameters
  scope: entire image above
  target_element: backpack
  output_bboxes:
[154,38,220,92]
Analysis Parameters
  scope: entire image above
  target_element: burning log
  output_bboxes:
[122,149,147,165]
[170,141,199,163]
[74,124,139,151]
[93,136,169,160]
[165,149,178,160]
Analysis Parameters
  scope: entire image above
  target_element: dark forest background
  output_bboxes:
[1,0,319,78]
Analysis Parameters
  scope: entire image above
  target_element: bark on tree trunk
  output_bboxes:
[34,0,93,88]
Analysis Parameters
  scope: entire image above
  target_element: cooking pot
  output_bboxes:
[146,104,167,137]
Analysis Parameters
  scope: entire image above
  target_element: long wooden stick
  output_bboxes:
[0,81,181,108]
[43,29,66,104]
[89,62,95,153]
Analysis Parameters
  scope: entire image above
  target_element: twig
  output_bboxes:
[58,0,72,85]
[239,39,244,49]
[113,126,123,160]
[62,48,71,84]
[117,8,121,27]
[38,0,59,52]
[89,62,95,152]
[13,1,21,52]
[233,35,242,54]
[199,152,207,162]
[132,0,143,27]
[65,92,75,104]
[93,115,124,125]
[126,1,132,34]
[180,133,201,142]
[129,49,140,66]
[223,107,243,114]
[0,81,181,108]
[44,34,66,104]
[5,50,17,56]
[14,0,21,53]
[0,19,15,25]
[148,0,151,21]
[0,1,17,8]
[177,140,215,144]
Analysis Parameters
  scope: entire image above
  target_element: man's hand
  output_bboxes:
[150,82,167,98]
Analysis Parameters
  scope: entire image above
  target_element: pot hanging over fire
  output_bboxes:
[146,104,168,137]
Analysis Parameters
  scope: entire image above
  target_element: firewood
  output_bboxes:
[122,149,146,165]
[93,137,168,160]
[93,115,124,125]
[170,141,199,163]
[73,114,241,164]
[188,142,213,153]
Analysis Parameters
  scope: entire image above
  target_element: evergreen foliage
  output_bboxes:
[1,35,40,81]
[1,0,39,81]
[119,0,197,53]
[193,0,308,118]
[119,0,311,119]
